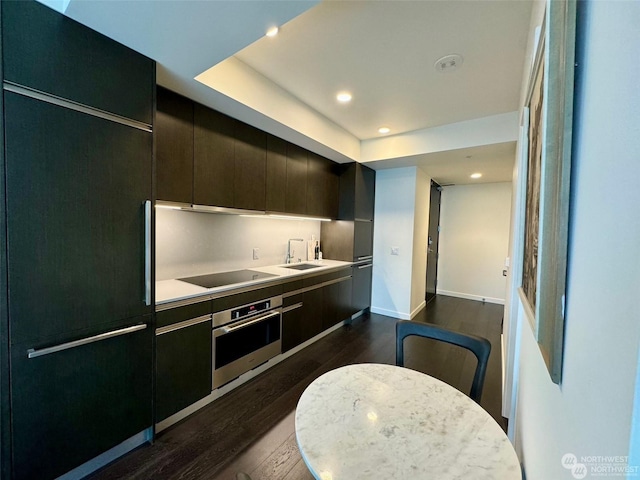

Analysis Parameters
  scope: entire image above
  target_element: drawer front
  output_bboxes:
[156,300,213,328]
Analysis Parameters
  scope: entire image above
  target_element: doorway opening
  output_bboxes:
[425,180,442,303]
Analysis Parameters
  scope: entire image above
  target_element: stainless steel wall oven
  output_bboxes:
[212,295,282,389]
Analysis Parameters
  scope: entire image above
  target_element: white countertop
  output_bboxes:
[156,259,353,306]
[295,363,521,480]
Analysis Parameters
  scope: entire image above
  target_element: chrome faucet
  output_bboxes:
[286,238,304,264]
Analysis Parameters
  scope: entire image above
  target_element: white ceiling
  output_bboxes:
[49,0,533,186]
[234,0,531,141]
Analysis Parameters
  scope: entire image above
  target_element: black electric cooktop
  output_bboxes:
[178,269,278,289]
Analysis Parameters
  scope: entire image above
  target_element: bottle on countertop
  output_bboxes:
[314,241,320,261]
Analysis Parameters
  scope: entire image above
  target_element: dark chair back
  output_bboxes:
[395,320,491,403]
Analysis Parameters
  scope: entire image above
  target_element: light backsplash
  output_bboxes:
[156,208,322,281]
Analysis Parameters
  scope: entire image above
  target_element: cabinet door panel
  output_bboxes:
[156,319,212,421]
[5,93,152,346]
[2,0,153,124]
[234,122,266,211]
[353,220,374,260]
[266,135,287,212]
[194,105,235,207]
[156,87,194,204]
[355,164,376,220]
[302,288,323,342]
[285,143,307,214]
[352,265,373,312]
[307,152,338,219]
[282,300,304,353]
[10,319,152,480]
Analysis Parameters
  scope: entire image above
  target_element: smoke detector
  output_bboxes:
[434,54,464,73]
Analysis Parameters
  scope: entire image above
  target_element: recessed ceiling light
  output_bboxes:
[265,26,279,37]
[434,54,464,73]
[378,127,390,134]
[336,92,352,103]
[470,173,482,179]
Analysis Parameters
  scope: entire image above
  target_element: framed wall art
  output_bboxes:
[518,0,577,384]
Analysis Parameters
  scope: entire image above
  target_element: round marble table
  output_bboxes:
[295,363,521,480]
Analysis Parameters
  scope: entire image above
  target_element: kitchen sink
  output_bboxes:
[283,263,324,271]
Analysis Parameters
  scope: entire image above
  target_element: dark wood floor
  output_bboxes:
[89,295,505,480]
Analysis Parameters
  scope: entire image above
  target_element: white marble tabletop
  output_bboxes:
[295,363,521,480]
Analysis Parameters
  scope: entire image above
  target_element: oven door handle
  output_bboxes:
[221,310,281,334]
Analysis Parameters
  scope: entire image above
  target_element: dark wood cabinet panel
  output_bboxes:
[234,122,266,211]
[156,87,194,204]
[282,299,304,353]
[302,287,323,342]
[2,0,153,124]
[266,134,287,212]
[352,264,373,312]
[285,143,307,214]
[353,220,374,260]
[338,162,376,221]
[4,93,152,346]
[156,301,212,328]
[194,104,235,207]
[10,319,152,480]
[355,163,376,220]
[307,152,339,219]
[156,319,212,422]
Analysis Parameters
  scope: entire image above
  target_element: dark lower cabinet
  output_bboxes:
[323,277,353,330]
[282,294,304,353]
[10,318,152,480]
[303,287,324,341]
[156,318,212,422]
[352,263,373,312]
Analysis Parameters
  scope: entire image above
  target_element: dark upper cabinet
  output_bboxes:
[10,318,152,480]
[156,87,194,204]
[193,104,236,207]
[2,0,153,124]
[307,152,339,219]
[338,162,376,221]
[234,121,266,211]
[4,92,152,346]
[266,134,287,212]
[286,143,308,214]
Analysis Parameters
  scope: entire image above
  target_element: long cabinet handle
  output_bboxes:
[156,315,212,336]
[222,311,280,333]
[282,302,304,313]
[27,324,147,359]
[144,200,152,306]
[357,255,373,261]
[358,264,373,269]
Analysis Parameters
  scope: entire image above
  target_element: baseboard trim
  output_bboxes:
[57,429,152,480]
[436,290,505,305]
[410,301,426,319]
[370,306,410,320]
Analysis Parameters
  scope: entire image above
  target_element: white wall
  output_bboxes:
[511,1,640,478]
[410,168,430,314]
[156,209,320,280]
[437,182,512,304]
[371,167,425,319]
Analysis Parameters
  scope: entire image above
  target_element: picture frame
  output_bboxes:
[518,0,577,384]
